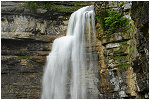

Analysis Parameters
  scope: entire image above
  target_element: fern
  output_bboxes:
[96,8,130,33]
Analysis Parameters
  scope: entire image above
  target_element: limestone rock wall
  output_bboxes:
[95,1,149,99]
[130,1,149,98]
[1,1,149,99]
[1,1,97,99]
[1,1,69,99]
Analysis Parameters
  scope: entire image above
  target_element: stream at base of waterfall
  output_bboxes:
[41,5,100,99]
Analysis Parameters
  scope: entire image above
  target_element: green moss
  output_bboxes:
[129,25,134,32]
[20,1,74,12]
[42,2,73,11]
[129,45,136,53]
[18,3,25,7]
[95,10,108,31]
[104,9,130,33]
[121,42,129,46]
[129,39,133,44]
[19,56,30,59]
[103,32,113,39]
[96,27,101,33]
[114,42,128,52]
[118,64,130,69]
[118,46,123,51]
[23,1,38,10]
[96,8,130,36]
[121,26,131,34]
[109,55,127,63]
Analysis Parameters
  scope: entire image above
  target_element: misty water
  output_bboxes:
[41,5,99,99]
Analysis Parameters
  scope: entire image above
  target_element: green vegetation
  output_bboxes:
[112,1,125,5]
[107,55,130,69]
[96,8,130,35]
[111,1,131,7]
[120,26,131,34]
[96,27,101,34]
[109,55,127,63]
[129,39,133,44]
[25,1,38,10]
[19,1,38,10]
[42,2,73,11]
[105,9,130,32]
[95,10,108,31]
[121,42,128,46]
[118,64,130,69]
[19,1,74,12]
[129,45,136,53]
[114,42,128,52]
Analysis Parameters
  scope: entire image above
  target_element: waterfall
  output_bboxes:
[41,5,97,99]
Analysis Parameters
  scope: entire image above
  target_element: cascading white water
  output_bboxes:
[41,5,97,99]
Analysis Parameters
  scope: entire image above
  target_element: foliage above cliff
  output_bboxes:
[19,1,74,12]
[19,1,92,12]
[96,8,130,33]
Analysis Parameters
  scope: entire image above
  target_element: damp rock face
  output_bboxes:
[130,1,149,98]
[95,1,149,99]
[1,1,98,99]
[1,1,149,99]
[1,1,69,99]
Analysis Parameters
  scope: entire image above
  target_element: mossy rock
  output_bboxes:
[105,42,129,55]
[117,63,131,69]
[101,32,130,46]
[105,55,129,68]
[18,56,30,59]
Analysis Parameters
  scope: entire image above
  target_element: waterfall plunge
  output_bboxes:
[42,5,96,99]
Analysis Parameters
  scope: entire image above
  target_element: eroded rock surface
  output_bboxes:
[95,1,149,99]
[1,1,98,99]
[1,1,69,99]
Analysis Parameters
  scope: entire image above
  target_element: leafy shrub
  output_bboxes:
[20,1,73,12]
[48,4,73,12]
[42,2,54,10]
[96,8,130,33]
[24,1,38,10]
[118,64,130,69]
[105,9,130,32]
[95,10,108,31]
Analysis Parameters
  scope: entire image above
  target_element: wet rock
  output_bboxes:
[1,1,98,99]
[130,1,149,98]
[1,1,68,99]
[106,43,120,49]
[95,1,149,99]
[101,32,130,46]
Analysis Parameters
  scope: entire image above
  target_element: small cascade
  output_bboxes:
[41,5,98,99]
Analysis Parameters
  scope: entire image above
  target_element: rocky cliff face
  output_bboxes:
[1,1,69,99]
[1,1,149,99]
[1,1,98,99]
[95,1,149,99]
[130,1,149,98]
